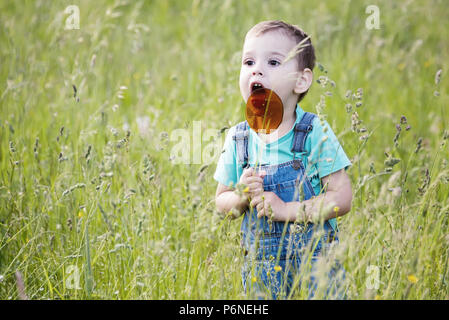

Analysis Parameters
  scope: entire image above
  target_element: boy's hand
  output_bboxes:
[250,191,287,221]
[238,167,266,200]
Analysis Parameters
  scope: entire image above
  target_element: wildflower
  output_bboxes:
[274,265,282,272]
[78,211,84,218]
[34,138,39,155]
[407,275,418,284]
[109,126,118,136]
[435,69,442,85]
[384,157,401,167]
[333,206,340,214]
[400,115,407,124]
[9,141,15,153]
[90,54,96,68]
[252,276,257,283]
[84,145,92,159]
[345,90,352,99]
[72,84,77,98]
[359,135,369,141]
[345,103,352,113]
[351,112,361,132]
[415,137,423,153]
[375,295,381,300]
[243,186,249,193]
[62,183,86,197]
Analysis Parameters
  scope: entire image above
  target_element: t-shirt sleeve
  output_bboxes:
[213,126,240,188]
[306,117,352,179]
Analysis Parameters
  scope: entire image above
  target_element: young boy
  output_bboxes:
[214,20,352,299]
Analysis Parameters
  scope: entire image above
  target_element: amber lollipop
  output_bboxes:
[245,88,283,134]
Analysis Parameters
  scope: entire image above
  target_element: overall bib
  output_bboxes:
[233,112,346,299]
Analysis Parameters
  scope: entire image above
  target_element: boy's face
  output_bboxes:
[239,30,302,109]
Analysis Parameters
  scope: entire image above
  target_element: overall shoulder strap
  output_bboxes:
[291,112,339,233]
[291,112,316,154]
[232,120,250,168]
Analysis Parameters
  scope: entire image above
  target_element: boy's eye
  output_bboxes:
[268,59,281,66]
[244,60,255,66]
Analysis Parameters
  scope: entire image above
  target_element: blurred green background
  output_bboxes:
[0,0,448,299]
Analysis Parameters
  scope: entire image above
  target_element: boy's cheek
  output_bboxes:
[239,82,250,101]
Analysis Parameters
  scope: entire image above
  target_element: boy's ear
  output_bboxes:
[294,68,313,94]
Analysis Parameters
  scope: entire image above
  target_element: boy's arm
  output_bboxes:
[286,168,352,223]
[215,182,249,218]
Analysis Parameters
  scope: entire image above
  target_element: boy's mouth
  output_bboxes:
[250,82,264,93]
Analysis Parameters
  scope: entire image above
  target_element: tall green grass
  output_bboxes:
[0,0,448,299]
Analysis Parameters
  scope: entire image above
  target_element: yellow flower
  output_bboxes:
[424,60,431,68]
[78,211,84,218]
[274,265,282,272]
[333,206,340,213]
[375,295,381,300]
[243,186,249,193]
[251,276,257,283]
[407,275,418,284]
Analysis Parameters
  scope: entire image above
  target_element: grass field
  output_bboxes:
[0,0,448,299]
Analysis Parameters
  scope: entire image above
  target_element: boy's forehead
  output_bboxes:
[242,29,296,53]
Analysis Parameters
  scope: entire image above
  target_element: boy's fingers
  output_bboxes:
[245,176,264,184]
[248,183,264,195]
[257,204,265,218]
[241,168,266,185]
[239,168,253,185]
[250,189,264,199]
[250,195,262,208]
[257,202,268,216]
[247,182,260,190]
[241,167,254,181]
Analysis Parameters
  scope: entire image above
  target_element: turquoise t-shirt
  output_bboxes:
[213,105,352,230]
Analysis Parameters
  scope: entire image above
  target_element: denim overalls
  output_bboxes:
[233,112,346,300]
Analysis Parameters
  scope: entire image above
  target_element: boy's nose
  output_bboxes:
[252,70,263,76]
